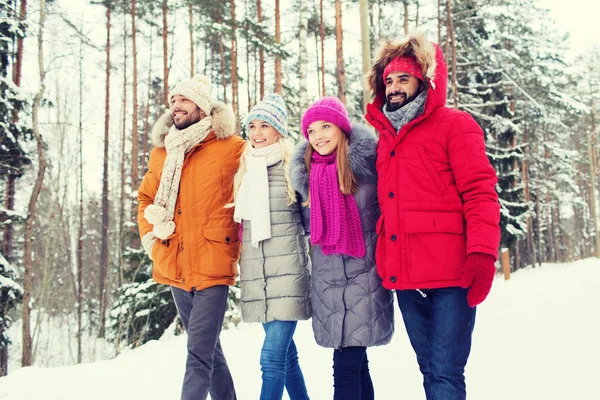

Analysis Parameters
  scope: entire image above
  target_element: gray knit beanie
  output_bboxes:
[246,93,288,137]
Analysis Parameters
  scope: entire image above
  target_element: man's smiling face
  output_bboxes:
[385,71,422,111]
[170,95,205,129]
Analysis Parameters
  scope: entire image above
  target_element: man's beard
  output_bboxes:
[386,91,419,112]
[172,112,201,130]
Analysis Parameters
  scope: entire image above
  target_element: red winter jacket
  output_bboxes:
[365,34,500,290]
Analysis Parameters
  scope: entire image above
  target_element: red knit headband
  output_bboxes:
[383,56,424,82]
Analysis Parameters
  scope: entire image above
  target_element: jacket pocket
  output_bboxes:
[404,211,466,284]
[152,233,184,283]
[204,227,240,278]
[417,147,448,196]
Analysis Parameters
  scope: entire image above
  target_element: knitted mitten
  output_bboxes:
[460,253,496,308]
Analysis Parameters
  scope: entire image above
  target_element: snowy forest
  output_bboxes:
[0,0,598,379]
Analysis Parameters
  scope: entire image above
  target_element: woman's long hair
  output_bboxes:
[227,136,297,208]
[303,132,357,207]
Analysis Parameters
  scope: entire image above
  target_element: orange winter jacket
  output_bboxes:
[137,102,245,292]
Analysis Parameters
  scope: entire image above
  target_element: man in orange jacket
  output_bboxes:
[137,74,244,400]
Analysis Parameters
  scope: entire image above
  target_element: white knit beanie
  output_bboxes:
[168,74,213,114]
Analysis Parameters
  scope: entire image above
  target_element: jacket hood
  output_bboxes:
[367,32,447,113]
[150,101,237,148]
[290,123,378,200]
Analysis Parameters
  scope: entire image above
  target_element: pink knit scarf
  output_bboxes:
[309,152,366,257]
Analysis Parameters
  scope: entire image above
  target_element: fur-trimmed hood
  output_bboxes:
[150,101,237,148]
[366,32,447,113]
[290,123,378,200]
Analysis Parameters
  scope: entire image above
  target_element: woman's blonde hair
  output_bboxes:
[303,132,356,207]
[227,136,297,208]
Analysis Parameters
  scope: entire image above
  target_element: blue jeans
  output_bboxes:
[332,346,373,400]
[260,320,309,400]
[396,287,476,400]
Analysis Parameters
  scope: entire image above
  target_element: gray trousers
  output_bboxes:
[171,285,236,400]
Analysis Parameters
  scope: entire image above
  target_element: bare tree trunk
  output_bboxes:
[522,127,536,268]
[299,0,308,110]
[437,0,441,45]
[415,0,420,29]
[320,0,326,96]
[230,0,239,116]
[402,0,409,35]
[218,7,228,103]
[446,0,457,108]
[245,0,251,112]
[189,3,194,76]
[334,0,346,105]
[314,0,321,97]
[359,0,371,113]
[131,0,139,190]
[141,31,153,176]
[535,189,545,265]
[77,29,85,365]
[98,1,112,339]
[162,0,169,106]
[22,0,47,367]
[118,7,128,292]
[275,0,282,94]
[257,0,264,100]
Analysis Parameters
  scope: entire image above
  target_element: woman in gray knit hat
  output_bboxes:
[229,94,311,400]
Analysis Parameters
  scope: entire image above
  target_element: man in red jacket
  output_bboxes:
[365,33,500,400]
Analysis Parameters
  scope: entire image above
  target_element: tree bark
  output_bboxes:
[415,0,420,29]
[119,6,128,290]
[218,7,227,103]
[131,0,139,190]
[320,0,326,96]
[98,1,112,339]
[244,0,251,112]
[77,28,85,365]
[437,0,441,45]
[22,0,47,367]
[299,0,308,110]
[230,0,239,117]
[162,0,169,106]
[189,3,194,76]
[257,0,264,100]
[446,0,457,108]
[359,0,371,113]
[334,0,346,105]
[403,0,409,35]
[274,0,282,94]
[141,31,153,176]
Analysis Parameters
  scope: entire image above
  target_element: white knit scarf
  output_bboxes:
[234,142,282,247]
[144,116,213,240]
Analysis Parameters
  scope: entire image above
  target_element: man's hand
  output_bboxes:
[460,253,496,308]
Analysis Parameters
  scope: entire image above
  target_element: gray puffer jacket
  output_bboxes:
[239,160,312,323]
[290,123,394,349]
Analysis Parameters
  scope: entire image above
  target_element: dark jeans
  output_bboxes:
[260,320,310,400]
[396,287,476,400]
[171,285,236,400]
[332,346,374,400]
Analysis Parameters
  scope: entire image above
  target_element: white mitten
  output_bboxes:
[153,220,176,240]
[144,204,167,225]
[141,232,157,260]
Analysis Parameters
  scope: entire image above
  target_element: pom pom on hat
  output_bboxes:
[247,93,288,137]
[168,74,213,114]
[301,96,352,139]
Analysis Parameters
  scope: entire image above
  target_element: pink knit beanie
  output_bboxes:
[301,96,352,139]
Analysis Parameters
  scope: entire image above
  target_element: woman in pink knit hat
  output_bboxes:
[290,96,394,400]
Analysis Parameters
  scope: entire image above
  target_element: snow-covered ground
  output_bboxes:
[1,258,599,400]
